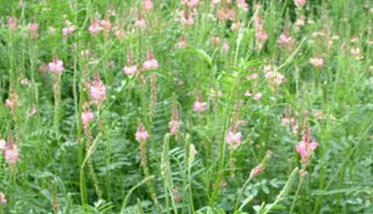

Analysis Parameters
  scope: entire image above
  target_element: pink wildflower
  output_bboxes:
[351,47,363,60]
[314,111,324,120]
[169,102,180,135]
[48,59,64,73]
[177,36,187,48]
[256,30,268,42]
[4,143,19,165]
[115,30,125,40]
[27,105,37,117]
[143,50,159,70]
[0,192,6,204]
[29,23,39,38]
[226,129,242,150]
[296,128,318,163]
[7,17,17,31]
[265,71,285,87]
[89,76,107,104]
[143,0,153,11]
[294,0,307,7]
[222,42,230,54]
[63,26,75,36]
[225,9,236,21]
[211,36,221,46]
[278,29,295,48]
[211,0,219,5]
[187,0,199,8]
[168,120,180,135]
[135,17,147,29]
[193,100,208,112]
[123,53,137,76]
[100,18,112,31]
[246,73,258,80]
[309,57,324,69]
[5,97,16,109]
[231,21,241,31]
[0,139,6,151]
[81,110,95,130]
[181,11,194,26]
[244,91,252,97]
[123,65,138,76]
[295,15,305,27]
[88,19,102,34]
[251,165,264,177]
[135,124,150,142]
[254,15,268,50]
[237,0,249,11]
[253,92,262,101]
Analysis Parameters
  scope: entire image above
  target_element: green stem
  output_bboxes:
[289,175,304,214]
[120,176,155,213]
[234,173,254,210]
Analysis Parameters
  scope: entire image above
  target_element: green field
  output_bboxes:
[0,0,372,213]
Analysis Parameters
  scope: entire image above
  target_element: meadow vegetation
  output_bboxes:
[0,0,373,213]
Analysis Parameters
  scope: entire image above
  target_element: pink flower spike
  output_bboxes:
[136,124,150,142]
[81,110,95,129]
[115,30,125,40]
[222,42,230,54]
[29,23,39,38]
[253,92,262,101]
[27,105,37,117]
[143,51,159,70]
[168,120,180,135]
[237,0,249,11]
[226,129,242,150]
[278,30,295,48]
[294,0,306,7]
[4,144,19,165]
[247,73,258,80]
[63,26,75,36]
[143,0,153,11]
[193,101,208,112]
[89,77,107,104]
[244,91,252,97]
[295,128,318,163]
[0,139,6,151]
[295,15,305,27]
[100,18,112,31]
[177,36,187,48]
[187,0,199,9]
[8,16,17,31]
[5,98,16,109]
[256,30,268,42]
[181,11,194,26]
[251,165,263,177]
[135,17,147,29]
[309,57,324,69]
[0,192,6,204]
[296,142,308,162]
[48,59,64,73]
[88,19,102,34]
[309,139,318,150]
[123,65,138,76]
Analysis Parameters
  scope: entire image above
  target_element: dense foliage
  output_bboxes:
[0,0,372,213]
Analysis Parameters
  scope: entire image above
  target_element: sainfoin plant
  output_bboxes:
[0,0,372,213]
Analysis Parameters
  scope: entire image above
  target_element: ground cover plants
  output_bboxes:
[0,0,373,213]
